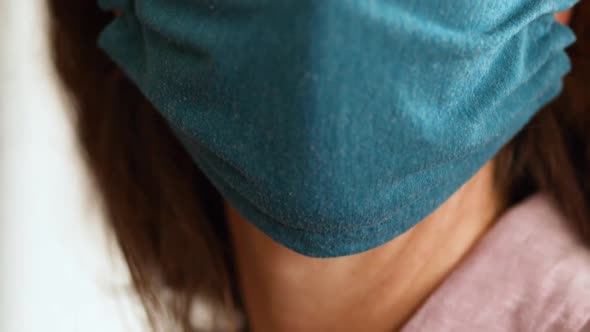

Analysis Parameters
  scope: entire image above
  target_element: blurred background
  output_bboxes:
[1,1,144,331]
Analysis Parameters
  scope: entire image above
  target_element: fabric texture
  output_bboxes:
[401,194,590,332]
[98,0,577,257]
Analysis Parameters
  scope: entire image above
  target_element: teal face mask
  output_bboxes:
[98,0,577,257]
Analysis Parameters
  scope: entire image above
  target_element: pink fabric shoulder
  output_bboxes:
[401,194,590,332]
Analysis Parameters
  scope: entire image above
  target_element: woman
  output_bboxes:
[48,0,590,331]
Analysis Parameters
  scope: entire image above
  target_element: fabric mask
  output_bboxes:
[98,0,577,257]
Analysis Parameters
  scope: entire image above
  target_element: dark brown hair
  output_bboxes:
[47,1,590,331]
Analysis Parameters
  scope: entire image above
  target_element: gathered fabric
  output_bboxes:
[98,0,577,257]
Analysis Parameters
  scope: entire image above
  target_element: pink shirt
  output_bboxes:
[401,194,590,332]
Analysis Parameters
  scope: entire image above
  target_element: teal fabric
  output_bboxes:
[98,0,577,257]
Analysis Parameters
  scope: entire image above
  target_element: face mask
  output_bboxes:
[98,0,577,257]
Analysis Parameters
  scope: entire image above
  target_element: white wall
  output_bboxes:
[0,2,145,331]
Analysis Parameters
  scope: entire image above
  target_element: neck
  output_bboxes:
[227,161,500,332]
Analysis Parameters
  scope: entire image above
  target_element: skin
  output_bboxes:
[226,10,573,332]
[555,9,573,25]
[227,161,500,331]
